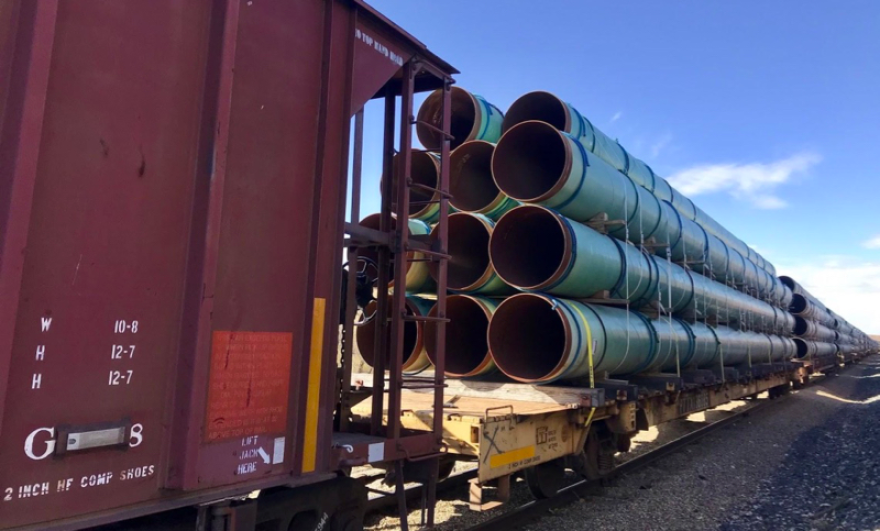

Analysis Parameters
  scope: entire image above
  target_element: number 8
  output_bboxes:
[129,423,143,447]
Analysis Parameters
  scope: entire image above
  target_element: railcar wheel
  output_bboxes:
[525,458,566,499]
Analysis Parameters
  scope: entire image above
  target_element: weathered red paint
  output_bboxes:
[0,1,455,528]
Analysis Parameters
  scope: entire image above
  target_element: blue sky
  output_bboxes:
[359,1,880,332]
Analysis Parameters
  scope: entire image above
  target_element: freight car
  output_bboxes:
[347,84,878,512]
[0,1,455,530]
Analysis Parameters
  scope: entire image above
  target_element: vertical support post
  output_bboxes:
[425,78,453,528]
[371,88,396,436]
[340,109,365,432]
[388,61,416,441]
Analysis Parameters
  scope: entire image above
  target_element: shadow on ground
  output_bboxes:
[720,356,880,531]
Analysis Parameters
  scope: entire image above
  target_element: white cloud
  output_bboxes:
[610,111,622,123]
[650,133,673,158]
[666,152,821,209]
[776,257,880,334]
[863,235,880,249]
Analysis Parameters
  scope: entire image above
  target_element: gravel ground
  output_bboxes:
[366,355,880,531]
[721,356,880,531]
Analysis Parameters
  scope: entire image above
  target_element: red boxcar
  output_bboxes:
[0,1,454,529]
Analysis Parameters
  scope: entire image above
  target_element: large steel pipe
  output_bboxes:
[449,140,518,219]
[793,316,837,342]
[652,254,696,314]
[358,213,433,292]
[488,294,656,383]
[501,91,776,277]
[424,295,497,378]
[417,86,503,151]
[794,338,838,364]
[501,92,645,191]
[780,276,828,314]
[489,206,621,298]
[688,321,721,369]
[492,121,661,243]
[645,318,695,373]
[429,212,514,295]
[790,294,835,327]
[355,295,433,373]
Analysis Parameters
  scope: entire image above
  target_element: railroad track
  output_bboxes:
[364,393,788,530]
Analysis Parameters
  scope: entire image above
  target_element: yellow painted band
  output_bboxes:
[302,297,326,473]
[489,445,535,468]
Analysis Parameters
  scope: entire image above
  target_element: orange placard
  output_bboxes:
[205,331,293,442]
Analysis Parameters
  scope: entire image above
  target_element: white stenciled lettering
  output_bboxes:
[355,29,404,67]
[120,465,155,481]
[24,427,55,460]
[3,488,11,501]
[17,482,49,498]
[31,373,41,389]
[129,423,144,447]
[80,472,113,488]
[108,369,133,385]
[41,317,52,332]
[113,320,139,334]
[56,478,73,492]
[35,345,45,360]
[236,462,258,475]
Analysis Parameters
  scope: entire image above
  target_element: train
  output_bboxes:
[1,1,876,531]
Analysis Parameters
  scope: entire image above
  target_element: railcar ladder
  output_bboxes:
[341,61,452,530]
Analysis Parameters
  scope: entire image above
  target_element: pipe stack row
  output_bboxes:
[354,88,505,375]
[356,87,878,383]
[782,276,878,365]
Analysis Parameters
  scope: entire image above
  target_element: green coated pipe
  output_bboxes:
[355,295,434,374]
[449,140,518,219]
[727,248,747,286]
[358,214,433,292]
[492,121,662,243]
[645,317,695,373]
[687,321,721,369]
[501,91,777,277]
[488,293,656,383]
[424,294,498,377]
[489,205,623,298]
[429,212,514,295]
[652,254,696,313]
[790,294,835,327]
[670,215,707,263]
[502,92,635,185]
[416,86,504,150]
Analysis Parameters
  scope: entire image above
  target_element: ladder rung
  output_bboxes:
[399,384,446,390]
[409,249,450,260]
[407,180,452,198]
[409,199,445,207]
[411,119,455,140]
[401,315,450,323]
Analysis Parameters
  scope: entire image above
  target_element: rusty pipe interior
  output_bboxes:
[488,294,567,381]
[492,121,567,201]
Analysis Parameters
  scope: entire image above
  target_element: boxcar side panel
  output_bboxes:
[0,1,216,527]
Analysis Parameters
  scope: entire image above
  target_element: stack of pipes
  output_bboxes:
[354,87,505,376]
[780,276,840,367]
[358,87,877,383]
